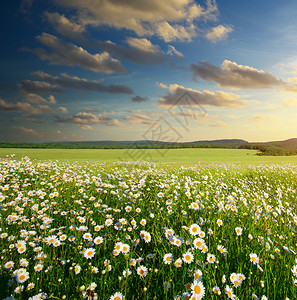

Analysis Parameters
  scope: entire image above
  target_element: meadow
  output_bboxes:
[2,148,297,164]
[1,152,297,299]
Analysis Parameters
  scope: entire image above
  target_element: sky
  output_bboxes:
[1,0,297,142]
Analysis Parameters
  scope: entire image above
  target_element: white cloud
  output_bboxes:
[156,22,196,42]
[54,0,218,42]
[15,126,40,136]
[23,93,48,104]
[29,33,125,73]
[18,79,63,93]
[33,71,133,94]
[205,25,233,42]
[158,83,249,107]
[0,98,41,114]
[57,107,69,114]
[56,112,124,127]
[126,38,160,53]
[78,124,93,130]
[167,45,184,59]
[0,98,69,115]
[97,38,169,65]
[45,12,85,41]
[158,82,168,89]
[191,60,282,89]
[48,95,57,104]
[124,113,154,124]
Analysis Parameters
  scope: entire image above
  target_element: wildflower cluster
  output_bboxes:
[0,157,297,299]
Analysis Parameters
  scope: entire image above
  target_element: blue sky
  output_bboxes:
[1,0,297,142]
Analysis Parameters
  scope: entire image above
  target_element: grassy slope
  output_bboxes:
[2,148,297,164]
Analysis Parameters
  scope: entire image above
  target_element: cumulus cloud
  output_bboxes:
[127,37,159,53]
[205,25,233,42]
[48,95,57,104]
[18,80,63,94]
[158,82,168,89]
[167,45,184,59]
[131,96,148,103]
[97,38,169,65]
[281,78,297,93]
[57,107,69,114]
[191,60,282,89]
[37,105,57,114]
[23,93,48,104]
[0,98,68,115]
[23,93,58,105]
[156,22,196,42]
[33,71,134,94]
[174,110,218,120]
[55,112,124,127]
[45,12,85,41]
[0,98,42,114]
[158,84,249,107]
[54,0,218,42]
[124,113,154,125]
[26,33,125,74]
[15,126,40,136]
[78,124,93,130]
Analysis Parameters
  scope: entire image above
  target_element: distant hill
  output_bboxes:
[190,139,248,144]
[239,138,297,156]
[32,139,249,145]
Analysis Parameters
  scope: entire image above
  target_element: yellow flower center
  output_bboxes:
[194,285,201,294]
[19,275,25,281]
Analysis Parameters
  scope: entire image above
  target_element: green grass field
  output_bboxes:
[1,157,297,299]
[2,148,297,164]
